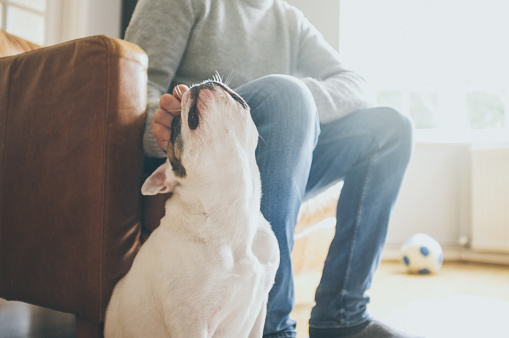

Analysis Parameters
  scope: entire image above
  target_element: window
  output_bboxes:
[1,1,122,46]
[0,0,47,45]
[340,0,509,140]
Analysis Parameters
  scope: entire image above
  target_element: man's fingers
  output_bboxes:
[153,107,174,128]
[159,94,181,117]
[153,85,189,152]
[152,121,171,151]
[159,85,189,116]
[152,107,173,151]
[173,84,190,100]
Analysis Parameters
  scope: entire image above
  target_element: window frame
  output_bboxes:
[0,0,72,46]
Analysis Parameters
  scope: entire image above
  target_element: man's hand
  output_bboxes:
[152,84,189,151]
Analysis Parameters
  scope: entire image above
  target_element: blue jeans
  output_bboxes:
[236,75,413,338]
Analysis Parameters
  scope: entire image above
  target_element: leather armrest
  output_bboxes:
[0,35,148,322]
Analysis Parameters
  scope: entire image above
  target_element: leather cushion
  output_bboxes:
[0,35,148,322]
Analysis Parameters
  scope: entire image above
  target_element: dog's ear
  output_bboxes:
[141,162,177,196]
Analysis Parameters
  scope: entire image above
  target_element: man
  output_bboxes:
[125,0,415,337]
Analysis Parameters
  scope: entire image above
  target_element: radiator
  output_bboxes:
[471,146,509,253]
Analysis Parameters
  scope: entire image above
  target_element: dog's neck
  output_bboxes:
[163,157,262,243]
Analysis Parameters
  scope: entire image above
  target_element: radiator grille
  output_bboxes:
[471,147,509,252]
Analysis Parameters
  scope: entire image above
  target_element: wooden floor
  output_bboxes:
[1,261,508,338]
[293,261,509,338]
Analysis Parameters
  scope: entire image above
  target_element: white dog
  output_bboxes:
[104,80,280,337]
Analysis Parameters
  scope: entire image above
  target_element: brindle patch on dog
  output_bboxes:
[167,115,186,178]
[188,86,200,130]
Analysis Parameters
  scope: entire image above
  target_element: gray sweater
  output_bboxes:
[125,0,372,157]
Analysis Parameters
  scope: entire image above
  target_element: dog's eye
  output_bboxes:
[188,105,200,130]
[229,92,249,110]
[207,80,248,110]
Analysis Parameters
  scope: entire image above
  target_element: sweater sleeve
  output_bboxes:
[124,0,196,158]
[294,14,373,123]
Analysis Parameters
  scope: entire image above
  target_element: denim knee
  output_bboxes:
[242,74,320,147]
[368,106,414,159]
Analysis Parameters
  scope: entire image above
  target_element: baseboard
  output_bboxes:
[382,243,509,266]
[459,249,509,266]
[382,243,462,262]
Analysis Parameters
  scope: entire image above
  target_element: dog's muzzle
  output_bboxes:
[187,81,248,130]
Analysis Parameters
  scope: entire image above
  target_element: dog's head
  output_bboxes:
[142,81,258,196]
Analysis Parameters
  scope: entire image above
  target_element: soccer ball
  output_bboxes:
[401,233,443,274]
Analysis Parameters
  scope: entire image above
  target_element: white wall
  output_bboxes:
[50,0,121,44]
[80,0,122,38]
[286,0,340,51]
[387,142,471,248]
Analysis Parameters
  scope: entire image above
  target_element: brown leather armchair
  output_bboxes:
[0,30,148,336]
[0,30,338,337]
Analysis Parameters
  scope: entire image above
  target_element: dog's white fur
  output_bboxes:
[104,82,280,337]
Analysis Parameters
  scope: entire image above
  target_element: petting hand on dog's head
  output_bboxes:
[152,84,190,151]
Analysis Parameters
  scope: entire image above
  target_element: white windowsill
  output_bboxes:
[414,129,509,148]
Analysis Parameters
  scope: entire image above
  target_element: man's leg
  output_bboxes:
[305,107,413,337]
[236,75,320,338]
